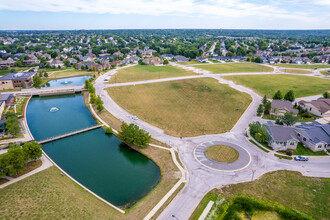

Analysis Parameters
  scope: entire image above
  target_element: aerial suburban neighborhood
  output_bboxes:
[0,1,329,220]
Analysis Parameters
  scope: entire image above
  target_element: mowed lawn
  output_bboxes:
[109,65,196,83]
[108,78,252,137]
[49,68,94,78]
[194,63,273,74]
[223,74,330,97]
[275,64,330,69]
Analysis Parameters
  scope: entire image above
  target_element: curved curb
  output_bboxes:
[193,141,252,172]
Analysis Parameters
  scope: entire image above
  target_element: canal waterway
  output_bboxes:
[26,93,161,207]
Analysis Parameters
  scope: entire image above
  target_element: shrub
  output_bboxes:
[102,126,113,134]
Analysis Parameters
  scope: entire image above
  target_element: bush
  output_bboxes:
[286,150,293,156]
[102,126,113,134]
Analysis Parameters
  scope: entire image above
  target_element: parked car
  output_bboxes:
[294,156,309,161]
[132,116,138,120]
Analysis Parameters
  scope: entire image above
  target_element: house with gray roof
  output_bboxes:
[174,55,189,63]
[263,121,299,151]
[161,54,174,60]
[271,100,298,116]
[197,56,208,63]
[294,121,330,152]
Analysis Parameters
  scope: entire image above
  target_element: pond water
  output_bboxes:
[27,94,161,207]
[42,75,91,87]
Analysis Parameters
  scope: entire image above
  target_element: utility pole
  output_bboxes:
[251,169,256,183]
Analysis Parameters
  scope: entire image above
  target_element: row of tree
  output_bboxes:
[118,122,151,148]
[0,142,42,177]
[273,90,295,102]
[85,79,104,112]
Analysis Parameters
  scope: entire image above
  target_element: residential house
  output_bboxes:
[67,58,77,64]
[294,122,330,152]
[174,55,189,63]
[263,121,299,151]
[122,57,141,64]
[113,51,124,57]
[111,60,123,67]
[142,49,156,57]
[197,56,208,63]
[0,59,15,69]
[161,54,174,60]
[0,93,15,106]
[212,56,230,62]
[271,100,298,116]
[80,56,94,62]
[0,72,36,89]
[48,59,64,68]
[143,57,163,65]
[42,54,51,60]
[298,98,330,118]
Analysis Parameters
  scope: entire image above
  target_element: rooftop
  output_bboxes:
[0,72,36,81]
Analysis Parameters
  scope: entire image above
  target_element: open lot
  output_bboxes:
[192,63,273,74]
[109,65,197,83]
[108,78,252,137]
[275,64,330,69]
[223,74,329,97]
[280,68,312,74]
[191,171,329,220]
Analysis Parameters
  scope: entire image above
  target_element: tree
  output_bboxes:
[257,104,263,115]
[102,126,113,134]
[44,72,48,77]
[97,104,104,112]
[273,90,283,100]
[254,57,263,63]
[21,80,26,88]
[284,90,295,102]
[278,112,297,126]
[39,72,43,77]
[262,95,268,105]
[323,91,329,99]
[22,141,42,161]
[163,59,169,65]
[263,101,271,115]
[84,79,90,89]
[118,122,151,148]
[88,84,95,93]
[95,95,103,106]
[5,112,20,136]
[5,145,28,176]
[33,75,42,88]
[90,93,96,104]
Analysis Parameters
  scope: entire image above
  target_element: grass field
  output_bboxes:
[280,68,312,74]
[48,68,94,78]
[205,145,239,163]
[293,143,327,156]
[108,78,252,137]
[223,74,330,97]
[275,64,330,69]
[320,70,330,75]
[0,142,181,220]
[193,63,273,74]
[191,171,330,220]
[109,65,196,83]
[0,67,30,76]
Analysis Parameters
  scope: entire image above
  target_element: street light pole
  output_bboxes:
[251,169,256,183]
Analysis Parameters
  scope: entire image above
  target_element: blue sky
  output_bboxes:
[0,0,329,30]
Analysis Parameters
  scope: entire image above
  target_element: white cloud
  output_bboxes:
[0,0,325,22]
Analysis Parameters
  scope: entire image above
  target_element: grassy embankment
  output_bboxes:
[108,78,252,137]
[190,171,330,220]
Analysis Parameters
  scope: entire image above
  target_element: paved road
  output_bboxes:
[93,64,330,220]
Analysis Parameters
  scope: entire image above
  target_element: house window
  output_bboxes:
[297,133,300,137]
[318,145,322,148]
[303,137,306,141]
[310,108,312,111]
[290,142,294,145]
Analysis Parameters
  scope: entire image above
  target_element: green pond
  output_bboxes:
[27,94,161,207]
